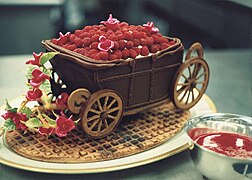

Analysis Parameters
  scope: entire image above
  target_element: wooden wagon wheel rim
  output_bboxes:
[81,89,123,138]
[171,58,209,110]
[67,88,91,114]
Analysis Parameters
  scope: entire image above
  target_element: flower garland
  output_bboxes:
[0,52,76,137]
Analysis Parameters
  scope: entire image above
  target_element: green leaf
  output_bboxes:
[4,119,16,131]
[24,118,42,128]
[5,100,17,113]
[40,52,59,65]
[25,65,36,79]
[39,80,52,94]
[41,114,56,126]
[21,106,32,119]
[42,67,52,76]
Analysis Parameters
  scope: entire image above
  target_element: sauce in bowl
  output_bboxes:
[189,128,252,159]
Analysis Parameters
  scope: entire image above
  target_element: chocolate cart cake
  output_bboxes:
[1,15,209,163]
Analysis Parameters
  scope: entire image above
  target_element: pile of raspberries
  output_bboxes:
[51,16,176,61]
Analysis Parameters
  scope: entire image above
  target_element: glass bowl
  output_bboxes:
[185,113,252,180]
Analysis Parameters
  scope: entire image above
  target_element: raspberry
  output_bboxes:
[91,34,99,42]
[133,39,140,47]
[133,47,141,55]
[117,33,124,40]
[82,37,91,46]
[151,34,163,43]
[99,51,109,60]
[74,38,83,47]
[108,34,118,41]
[78,48,88,56]
[83,26,92,32]
[69,34,77,43]
[94,53,101,60]
[88,49,99,58]
[109,53,117,60]
[67,44,77,51]
[118,40,126,50]
[80,32,88,39]
[132,31,140,39]
[113,41,119,50]
[119,22,129,28]
[160,43,170,50]
[122,49,130,59]
[146,37,154,46]
[126,41,134,49]
[141,46,150,56]
[124,32,133,41]
[107,30,114,36]
[62,44,68,49]
[139,32,147,38]
[90,42,99,49]
[113,50,122,59]
[140,39,147,46]
[51,38,58,45]
[74,30,82,36]
[129,49,137,58]
[162,38,169,43]
[169,40,176,45]
[150,44,159,53]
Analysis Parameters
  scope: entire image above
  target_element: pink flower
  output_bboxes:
[56,32,71,45]
[26,88,42,101]
[30,69,50,88]
[98,35,114,52]
[1,111,16,120]
[143,22,159,33]
[25,52,44,66]
[55,116,75,137]
[38,127,55,136]
[56,93,69,108]
[100,14,120,30]
[12,113,28,130]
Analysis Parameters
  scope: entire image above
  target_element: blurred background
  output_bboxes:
[0,0,251,55]
[0,0,251,116]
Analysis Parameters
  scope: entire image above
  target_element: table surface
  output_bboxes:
[0,49,251,179]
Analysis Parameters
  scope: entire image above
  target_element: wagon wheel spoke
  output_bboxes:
[181,74,190,82]
[107,107,120,114]
[103,118,109,128]
[103,96,109,110]
[97,120,103,132]
[89,119,100,130]
[178,87,190,102]
[89,108,101,115]
[187,66,192,79]
[177,82,190,87]
[185,90,191,104]
[177,86,189,98]
[195,71,207,80]
[191,89,195,102]
[87,114,100,122]
[106,99,117,110]
[108,114,116,120]
[96,99,103,111]
[192,63,202,78]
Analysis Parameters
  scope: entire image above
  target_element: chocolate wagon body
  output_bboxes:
[42,38,209,138]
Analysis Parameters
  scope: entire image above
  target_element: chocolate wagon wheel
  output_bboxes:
[68,88,91,114]
[171,57,209,110]
[80,89,124,138]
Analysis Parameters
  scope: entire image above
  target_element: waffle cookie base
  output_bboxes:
[5,102,190,163]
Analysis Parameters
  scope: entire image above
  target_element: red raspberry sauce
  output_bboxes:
[189,128,252,159]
